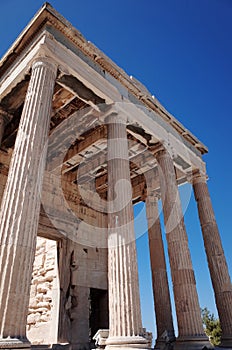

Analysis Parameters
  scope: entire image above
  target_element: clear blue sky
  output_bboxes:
[1,0,232,341]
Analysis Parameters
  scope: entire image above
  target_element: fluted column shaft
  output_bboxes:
[106,114,147,348]
[193,174,232,347]
[146,192,175,346]
[155,149,209,349]
[0,57,57,348]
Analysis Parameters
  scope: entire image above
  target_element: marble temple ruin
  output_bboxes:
[0,3,231,350]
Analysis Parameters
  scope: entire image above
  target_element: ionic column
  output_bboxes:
[106,113,148,349]
[146,191,175,348]
[193,172,232,348]
[0,108,11,146]
[155,148,210,350]
[0,57,57,348]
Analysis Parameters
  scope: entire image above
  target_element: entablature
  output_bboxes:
[0,3,208,208]
[0,3,208,155]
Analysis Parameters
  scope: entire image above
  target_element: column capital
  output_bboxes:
[146,190,161,201]
[188,170,208,185]
[149,141,177,160]
[104,102,131,125]
[31,56,58,77]
[105,111,127,125]
[149,141,165,156]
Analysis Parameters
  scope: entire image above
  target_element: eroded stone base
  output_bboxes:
[220,336,232,348]
[154,333,176,350]
[154,340,175,350]
[105,347,149,350]
[173,336,213,350]
[0,349,30,350]
[0,338,30,349]
[105,336,149,349]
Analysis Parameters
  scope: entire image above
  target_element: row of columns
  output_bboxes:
[106,115,232,349]
[145,153,232,348]
[0,53,231,350]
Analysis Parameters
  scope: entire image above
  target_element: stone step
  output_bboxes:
[31,345,51,350]
[31,345,71,350]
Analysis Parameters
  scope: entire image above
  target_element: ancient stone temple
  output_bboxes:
[0,3,231,350]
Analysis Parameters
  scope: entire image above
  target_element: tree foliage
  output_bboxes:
[201,307,222,346]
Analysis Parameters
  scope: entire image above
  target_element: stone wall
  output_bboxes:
[27,237,60,344]
[26,235,108,348]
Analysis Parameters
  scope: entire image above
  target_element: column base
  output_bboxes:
[219,335,232,348]
[173,336,213,350]
[154,341,172,350]
[0,338,30,349]
[155,339,176,349]
[154,332,176,349]
[105,336,149,349]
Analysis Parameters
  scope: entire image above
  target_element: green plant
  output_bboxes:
[201,307,222,346]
